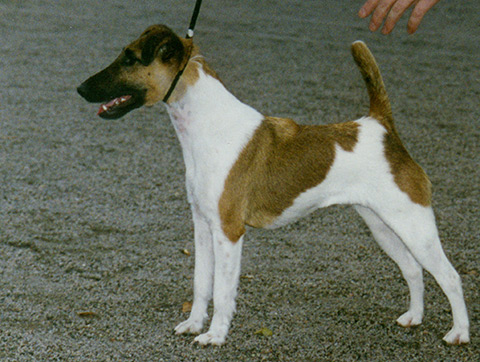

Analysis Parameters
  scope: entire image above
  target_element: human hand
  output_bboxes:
[358,0,441,34]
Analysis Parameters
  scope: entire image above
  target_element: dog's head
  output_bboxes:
[77,25,190,119]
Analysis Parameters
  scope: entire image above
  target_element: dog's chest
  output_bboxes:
[167,71,264,216]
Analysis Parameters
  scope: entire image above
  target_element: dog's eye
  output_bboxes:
[122,49,140,67]
[122,56,138,67]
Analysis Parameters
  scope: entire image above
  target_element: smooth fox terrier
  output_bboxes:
[77,25,469,346]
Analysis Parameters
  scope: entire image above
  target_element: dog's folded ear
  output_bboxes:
[141,29,185,66]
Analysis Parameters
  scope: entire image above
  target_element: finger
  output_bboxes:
[407,0,440,34]
[359,0,380,18]
[369,0,397,32]
[382,0,416,34]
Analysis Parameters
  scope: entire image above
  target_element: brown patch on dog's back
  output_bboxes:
[219,117,359,242]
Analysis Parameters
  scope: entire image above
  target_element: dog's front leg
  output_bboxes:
[175,209,214,335]
[194,231,244,346]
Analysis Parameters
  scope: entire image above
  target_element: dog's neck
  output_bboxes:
[165,60,263,143]
[164,59,264,200]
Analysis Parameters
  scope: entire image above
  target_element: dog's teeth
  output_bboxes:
[114,100,120,105]
[102,105,108,111]
[120,97,126,102]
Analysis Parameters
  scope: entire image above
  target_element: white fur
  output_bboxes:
[169,68,469,346]
[169,69,263,345]
[167,70,262,215]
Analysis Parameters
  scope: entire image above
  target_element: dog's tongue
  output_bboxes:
[97,95,132,115]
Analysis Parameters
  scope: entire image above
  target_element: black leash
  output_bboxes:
[186,0,203,39]
[163,0,203,103]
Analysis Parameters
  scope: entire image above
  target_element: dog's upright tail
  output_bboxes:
[351,41,395,132]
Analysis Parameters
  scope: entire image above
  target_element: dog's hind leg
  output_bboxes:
[355,205,425,327]
[175,210,214,335]
[368,202,470,344]
[194,230,244,346]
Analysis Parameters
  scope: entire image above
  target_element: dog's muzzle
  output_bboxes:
[77,76,146,120]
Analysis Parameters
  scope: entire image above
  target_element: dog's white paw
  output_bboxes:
[396,310,423,327]
[175,318,204,335]
[443,327,470,345]
[194,331,227,346]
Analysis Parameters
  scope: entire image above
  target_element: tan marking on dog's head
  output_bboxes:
[120,25,220,105]
[77,25,218,117]
[118,25,197,106]
[384,131,432,206]
[219,117,360,242]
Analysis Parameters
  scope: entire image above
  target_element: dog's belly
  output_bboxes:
[266,183,341,229]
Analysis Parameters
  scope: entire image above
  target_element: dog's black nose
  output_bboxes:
[77,81,102,103]
[77,82,89,100]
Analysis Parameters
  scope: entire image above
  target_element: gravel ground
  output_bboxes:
[0,0,479,361]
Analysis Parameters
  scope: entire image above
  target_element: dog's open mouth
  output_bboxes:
[94,91,145,120]
[98,95,133,118]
